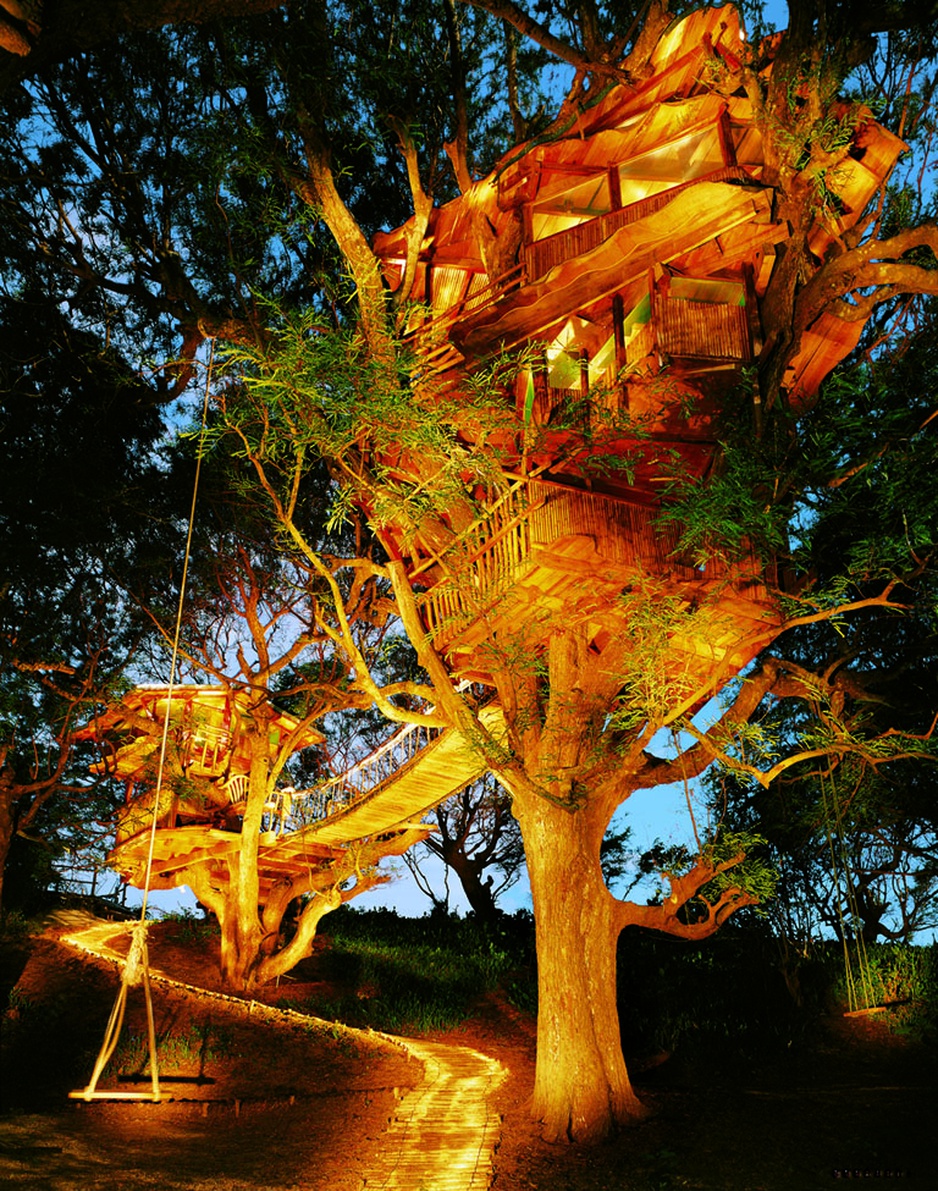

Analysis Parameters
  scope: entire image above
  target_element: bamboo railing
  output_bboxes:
[658,298,751,360]
[277,717,447,832]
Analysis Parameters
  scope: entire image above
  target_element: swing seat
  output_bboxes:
[69,1088,170,1102]
[118,1073,216,1085]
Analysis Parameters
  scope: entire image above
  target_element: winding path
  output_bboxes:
[62,919,507,1191]
[362,1039,505,1190]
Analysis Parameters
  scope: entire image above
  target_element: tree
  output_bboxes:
[5,0,938,1145]
[213,3,938,1142]
[403,774,525,919]
[77,437,435,988]
[0,1,286,84]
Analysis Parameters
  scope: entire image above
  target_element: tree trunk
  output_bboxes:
[518,795,646,1143]
[215,735,269,988]
[445,848,501,922]
[0,772,14,913]
[256,886,341,984]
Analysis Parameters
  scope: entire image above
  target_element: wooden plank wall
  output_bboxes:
[524,165,751,281]
[658,299,750,360]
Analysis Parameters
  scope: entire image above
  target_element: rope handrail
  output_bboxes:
[275,683,485,831]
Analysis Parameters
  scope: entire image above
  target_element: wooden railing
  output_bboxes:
[658,299,751,361]
[278,717,446,832]
[406,263,526,375]
[400,167,755,378]
[416,481,710,648]
[416,484,543,644]
[524,165,753,282]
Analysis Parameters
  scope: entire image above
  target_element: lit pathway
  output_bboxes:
[62,917,507,1191]
[361,1038,506,1190]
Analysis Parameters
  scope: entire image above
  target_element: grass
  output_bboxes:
[114,1020,235,1075]
[286,907,536,1033]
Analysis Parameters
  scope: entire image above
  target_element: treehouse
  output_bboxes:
[74,685,480,903]
[371,3,905,686]
[73,685,334,896]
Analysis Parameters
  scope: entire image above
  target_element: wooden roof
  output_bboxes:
[374,3,904,411]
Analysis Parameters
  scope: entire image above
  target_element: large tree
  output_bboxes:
[77,435,435,988]
[210,2,938,1143]
[4,0,938,1144]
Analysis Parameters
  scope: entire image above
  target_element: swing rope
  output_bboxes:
[819,764,876,1015]
[71,342,215,1103]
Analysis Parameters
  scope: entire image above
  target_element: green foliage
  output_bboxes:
[618,925,811,1059]
[158,907,220,947]
[699,829,779,908]
[295,906,535,1032]
[637,827,778,915]
[609,582,719,732]
[0,908,35,947]
[217,314,508,538]
[618,928,938,1060]
[822,942,938,1040]
[654,417,793,568]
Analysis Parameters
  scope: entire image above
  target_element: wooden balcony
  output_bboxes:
[415,479,778,684]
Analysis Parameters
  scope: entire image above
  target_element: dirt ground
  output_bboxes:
[1,914,935,1190]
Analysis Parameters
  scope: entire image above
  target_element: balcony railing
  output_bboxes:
[275,717,447,833]
[524,165,753,283]
[416,481,708,648]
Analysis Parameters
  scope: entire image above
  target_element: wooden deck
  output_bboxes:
[106,704,506,895]
[415,481,779,685]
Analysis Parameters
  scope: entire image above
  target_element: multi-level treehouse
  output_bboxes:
[79,7,904,941]
[371,4,904,691]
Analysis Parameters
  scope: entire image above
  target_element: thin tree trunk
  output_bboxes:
[0,776,14,912]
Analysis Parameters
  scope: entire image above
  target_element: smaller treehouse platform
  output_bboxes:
[77,685,500,905]
[372,4,904,691]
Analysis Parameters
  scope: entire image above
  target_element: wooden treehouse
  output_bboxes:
[81,7,905,909]
[371,3,905,688]
[76,685,496,903]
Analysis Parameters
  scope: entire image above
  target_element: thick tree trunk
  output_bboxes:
[214,733,269,988]
[518,796,646,1143]
[256,886,341,984]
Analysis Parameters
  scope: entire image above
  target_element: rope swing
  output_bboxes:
[818,765,878,1017]
[70,341,215,1103]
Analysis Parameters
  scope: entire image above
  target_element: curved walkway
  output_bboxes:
[62,919,507,1191]
[362,1038,505,1190]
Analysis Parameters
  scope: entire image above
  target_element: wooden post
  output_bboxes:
[608,164,622,212]
[612,294,626,375]
[534,343,549,423]
[718,109,737,167]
